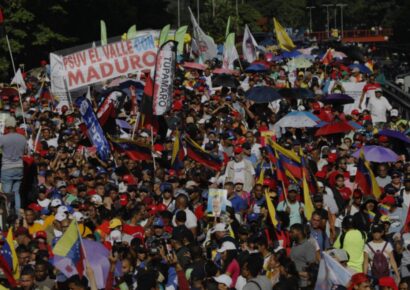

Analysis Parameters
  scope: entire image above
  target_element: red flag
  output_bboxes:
[321,48,333,65]
[0,8,4,25]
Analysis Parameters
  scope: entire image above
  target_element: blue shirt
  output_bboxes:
[229,194,247,213]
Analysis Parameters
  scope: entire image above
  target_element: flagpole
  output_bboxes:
[63,77,74,111]
[33,125,42,155]
[131,112,140,140]
[6,35,28,136]
[150,126,156,171]
[75,220,88,261]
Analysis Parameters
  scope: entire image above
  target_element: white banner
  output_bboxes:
[50,34,157,92]
[242,24,258,63]
[326,81,365,113]
[153,41,177,116]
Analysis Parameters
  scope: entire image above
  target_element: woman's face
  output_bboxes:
[372,232,382,240]
[122,259,133,274]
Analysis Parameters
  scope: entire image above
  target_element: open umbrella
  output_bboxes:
[278,88,314,99]
[348,121,363,130]
[321,93,354,105]
[378,129,410,144]
[244,63,268,73]
[315,120,355,136]
[245,86,281,103]
[349,63,372,74]
[0,87,19,97]
[281,50,302,58]
[276,111,320,128]
[182,62,207,71]
[212,74,240,88]
[352,145,399,163]
[333,51,347,59]
[291,58,313,69]
[213,68,239,75]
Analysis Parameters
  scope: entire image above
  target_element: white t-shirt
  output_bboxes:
[233,160,246,184]
[364,241,392,261]
[400,190,410,208]
[367,96,392,123]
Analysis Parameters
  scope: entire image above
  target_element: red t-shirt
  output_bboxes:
[122,223,145,240]
[338,187,352,201]
[362,83,381,93]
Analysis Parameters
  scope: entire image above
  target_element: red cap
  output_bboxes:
[378,135,388,143]
[153,143,164,152]
[315,170,326,179]
[327,153,337,163]
[234,147,243,154]
[348,273,369,290]
[381,195,395,206]
[28,203,42,212]
[123,174,137,185]
[34,231,47,240]
[351,109,359,115]
[119,194,129,206]
[353,189,363,198]
[13,96,19,102]
[312,102,321,111]
[156,203,167,212]
[173,100,183,111]
[362,115,372,121]
[40,60,48,66]
[263,178,276,189]
[30,97,36,103]
[378,277,398,290]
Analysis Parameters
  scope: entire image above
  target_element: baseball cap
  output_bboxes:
[57,205,69,214]
[109,218,122,229]
[288,184,299,193]
[153,218,164,228]
[217,241,237,253]
[338,144,349,151]
[90,195,103,206]
[55,212,67,222]
[328,248,349,262]
[375,88,382,93]
[381,195,395,206]
[213,274,232,287]
[313,194,323,203]
[234,147,243,154]
[119,194,129,206]
[50,199,62,207]
[72,212,85,222]
[247,213,260,222]
[371,223,384,233]
[351,109,360,116]
[160,182,173,192]
[34,231,47,240]
[378,277,398,290]
[211,223,228,233]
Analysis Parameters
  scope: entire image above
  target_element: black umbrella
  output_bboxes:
[212,74,240,88]
[245,86,281,103]
[321,93,355,105]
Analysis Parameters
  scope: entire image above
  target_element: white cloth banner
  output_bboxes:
[326,81,365,113]
[242,24,258,63]
[11,68,27,94]
[315,252,352,290]
[50,34,157,91]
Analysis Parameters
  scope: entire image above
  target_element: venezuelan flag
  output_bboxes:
[171,130,185,169]
[355,148,381,199]
[378,204,390,216]
[53,220,85,278]
[6,228,19,279]
[110,137,152,161]
[301,149,314,220]
[265,189,278,227]
[184,136,222,171]
[265,145,288,202]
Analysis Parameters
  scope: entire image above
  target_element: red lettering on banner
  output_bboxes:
[102,46,110,59]
[129,55,141,70]
[109,45,118,59]
[76,52,87,67]
[89,49,98,64]
[114,57,129,74]
[127,40,134,54]
[87,66,100,83]
[67,70,85,87]
[100,62,113,78]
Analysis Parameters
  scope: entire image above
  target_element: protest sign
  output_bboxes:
[0,113,10,135]
[207,189,228,217]
[50,34,157,92]
[325,81,365,113]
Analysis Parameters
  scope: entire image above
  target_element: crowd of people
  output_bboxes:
[0,40,409,290]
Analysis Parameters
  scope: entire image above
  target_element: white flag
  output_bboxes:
[11,68,27,94]
[314,252,352,290]
[223,33,239,70]
[188,7,217,61]
[242,24,258,63]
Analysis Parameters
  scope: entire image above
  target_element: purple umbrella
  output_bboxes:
[352,145,399,163]
[321,94,354,105]
[378,129,410,144]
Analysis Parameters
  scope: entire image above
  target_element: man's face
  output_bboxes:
[288,190,297,201]
[35,264,48,281]
[18,251,30,266]
[355,281,371,290]
[378,166,388,177]
[25,210,36,225]
[20,274,35,289]
[311,215,321,229]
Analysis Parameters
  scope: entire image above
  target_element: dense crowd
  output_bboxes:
[0,44,409,290]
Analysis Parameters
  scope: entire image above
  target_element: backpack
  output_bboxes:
[367,242,390,279]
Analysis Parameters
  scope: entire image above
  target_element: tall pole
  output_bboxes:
[306,6,315,33]
[235,0,239,32]
[197,0,200,25]
[177,0,180,27]
[337,4,348,38]
[333,5,337,30]
[212,0,215,17]
[322,4,332,38]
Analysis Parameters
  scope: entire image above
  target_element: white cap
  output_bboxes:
[403,233,410,247]
[55,212,67,222]
[217,241,237,253]
[91,194,103,205]
[140,132,149,138]
[109,229,122,242]
[37,198,50,208]
[50,199,63,207]
[5,116,16,128]
[57,205,69,214]
[390,109,399,117]
[297,105,306,111]
[213,274,232,287]
[317,181,324,188]
[185,180,199,189]
[72,212,84,222]
[56,180,67,189]
[211,223,228,233]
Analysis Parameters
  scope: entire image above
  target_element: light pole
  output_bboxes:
[336,4,348,38]
[306,6,315,33]
[333,4,337,30]
[177,0,180,27]
[197,0,200,25]
[322,4,333,38]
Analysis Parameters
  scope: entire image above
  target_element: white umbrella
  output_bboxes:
[275,111,319,128]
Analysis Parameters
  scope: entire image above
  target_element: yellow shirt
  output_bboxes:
[28,222,44,235]
[334,229,366,272]
[78,223,92,237]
